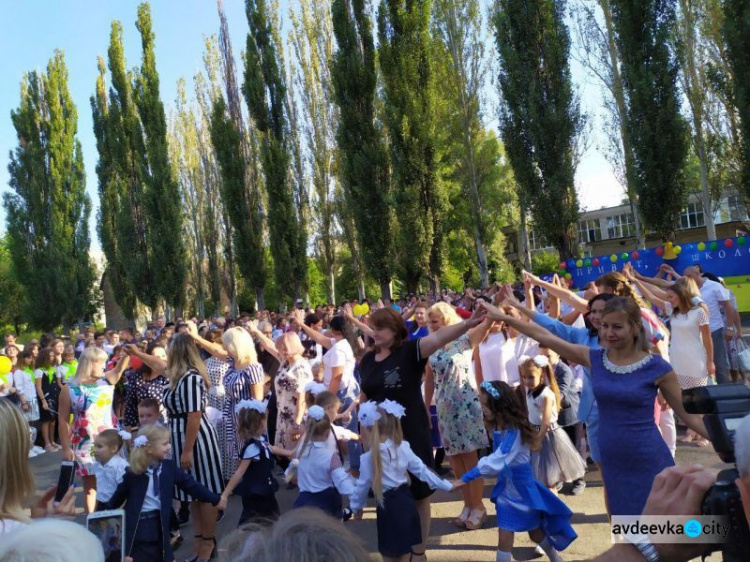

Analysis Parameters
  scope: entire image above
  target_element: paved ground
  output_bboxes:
[29,428,729,561]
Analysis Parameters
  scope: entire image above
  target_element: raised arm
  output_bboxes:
[418,305,486,358]
[482,302,591,368]
[344,309,374,337]
[125,345,166,376]
[523,270,589,314]
[104,354,131,385]
[186,321,228,359]
[248,325,281,362]
[293,310,334,349]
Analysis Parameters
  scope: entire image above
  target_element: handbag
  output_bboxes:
[737,338,750,374]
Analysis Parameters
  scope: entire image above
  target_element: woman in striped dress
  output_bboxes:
[188,325,265,478]
[162,334,223,562]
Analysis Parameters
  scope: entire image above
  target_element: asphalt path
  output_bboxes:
[29,428,728,561]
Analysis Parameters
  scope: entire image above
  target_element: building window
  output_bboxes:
[528,228,552,251]
[578,219,601,244]
[727,194,749,222]
[606,213,635,239]
[679,202,705,230]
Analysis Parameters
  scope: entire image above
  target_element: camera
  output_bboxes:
[683,384,750,561]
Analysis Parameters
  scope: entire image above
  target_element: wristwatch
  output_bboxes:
[633,539,661,562]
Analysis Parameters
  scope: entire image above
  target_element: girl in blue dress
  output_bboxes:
[456,380,576,562]
[482,297,708,516]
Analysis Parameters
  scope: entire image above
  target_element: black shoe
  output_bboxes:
[342,508,353,522]
[571,479,586,496]
[216,509,225,523]
[169,532,183,550]
[178,506,191,527]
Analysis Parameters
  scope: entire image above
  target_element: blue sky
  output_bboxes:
[0,0,622,252]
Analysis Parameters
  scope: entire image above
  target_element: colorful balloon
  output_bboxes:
[559,262,567,270]
[564,273,572,280]
[710,242,718,251]
[724,238,734,248]
[631,251,640,260]
[655,247,664,256]
[620,252,629,260]
[738,237,747,246]
[697,242,706,251]
[129,356,143,371]
[576,259,583,268]
[610,254,618,263]
[0,356,11,376]
[674,245,682,255]
[592,258,600,266]
[584,259,591,267]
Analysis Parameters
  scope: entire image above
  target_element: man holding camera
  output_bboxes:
[596,413,750,561]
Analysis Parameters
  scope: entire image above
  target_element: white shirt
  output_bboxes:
[526,386,557,426]
[92,455,129,502]
[350,439,452,513]
[471,429,531,506]
[296,441,356,495]
[700,279,731,331]
[321,339,355,390]
[0,519,27,535]
[12,369,35,400]
[141,464,162,512]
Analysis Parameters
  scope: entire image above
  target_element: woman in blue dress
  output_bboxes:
[482,297,708,516]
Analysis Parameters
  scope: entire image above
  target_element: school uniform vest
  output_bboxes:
[236,438,279,496]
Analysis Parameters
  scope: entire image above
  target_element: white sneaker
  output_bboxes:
[32,446,45,455]
[28,449,39,458]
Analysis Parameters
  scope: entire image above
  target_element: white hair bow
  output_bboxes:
[307,405,326,421]
[532,355,550,368]
[235,399,267,415]
[358,401,381,428]
[118,430,132,441]
[304,382,328,396]
[133,435,148,448]
[379,399,406,419]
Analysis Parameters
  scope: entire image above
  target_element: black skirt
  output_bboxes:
[376,484,422,558]
[239,493,280,527]
[293,487,342,519]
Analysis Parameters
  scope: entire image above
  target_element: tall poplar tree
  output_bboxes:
[331,0,393,299]
[134,3,187,311]
[723,0,750,201]
[493,0,582,260]
[243,0,307,301]
[5,51,96,331]
[378,0,443,293]
[610,0,690,240]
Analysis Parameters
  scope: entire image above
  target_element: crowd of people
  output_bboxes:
[0,262,746,562]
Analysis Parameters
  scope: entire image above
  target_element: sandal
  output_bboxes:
[184,535,202,562]
[453,506,471,527]
[464,508,487,530]
[410,549,427,562]
[695,439,710,447]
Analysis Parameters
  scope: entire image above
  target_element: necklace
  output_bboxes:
[602,350,653,374]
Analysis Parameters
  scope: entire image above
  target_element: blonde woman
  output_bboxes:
[162,334,224,562]
[188,324,265,477]
[423,302,488,530]
[58,346,130,513]
[252,328,312,452]
[0,399,75,534]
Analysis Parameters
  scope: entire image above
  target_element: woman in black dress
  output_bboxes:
[358,305,486,561]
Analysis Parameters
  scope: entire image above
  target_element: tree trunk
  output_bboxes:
[255,287,265,313]
[520,212,533,271]
[380,280,392,302]
[328,268,336,307]
[600,0,646,248]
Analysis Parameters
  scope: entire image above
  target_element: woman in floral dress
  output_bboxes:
[58,347,130,513]
[423,303,488,530]
[251,327,312,453]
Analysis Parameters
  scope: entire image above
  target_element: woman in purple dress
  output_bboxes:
[483,297,708,516]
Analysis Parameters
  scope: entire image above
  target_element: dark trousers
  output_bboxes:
[238,493,280,527]
[131,516,164,562]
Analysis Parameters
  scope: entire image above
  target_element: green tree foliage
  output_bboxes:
[243,0,307,302]
[92,21,155,314]
[610,0,690,240]
[0,238,24,333]
[378,0,444,293]
[723,0,750,202]
[5,51,96,331]
[331,0,394,299]
[134,3,187,310]
[493,0,582,260]
[210,95,267,308]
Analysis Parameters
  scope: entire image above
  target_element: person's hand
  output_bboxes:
[464,301,488,328]
[707,360,715,376]
[41,399,49,411]
[522,269,540,285]
[61,447,75,462]
[451,479,467,491]
[185,320,199,337]
[30,484,77,519]
[724,328,737,341]
[21,401,30,412]
[642,465,716,562]
[478,301,512,323]
[125,557,134,562]
[217,494,228,511]
[180,450,193,471]
[657,394,671,412]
